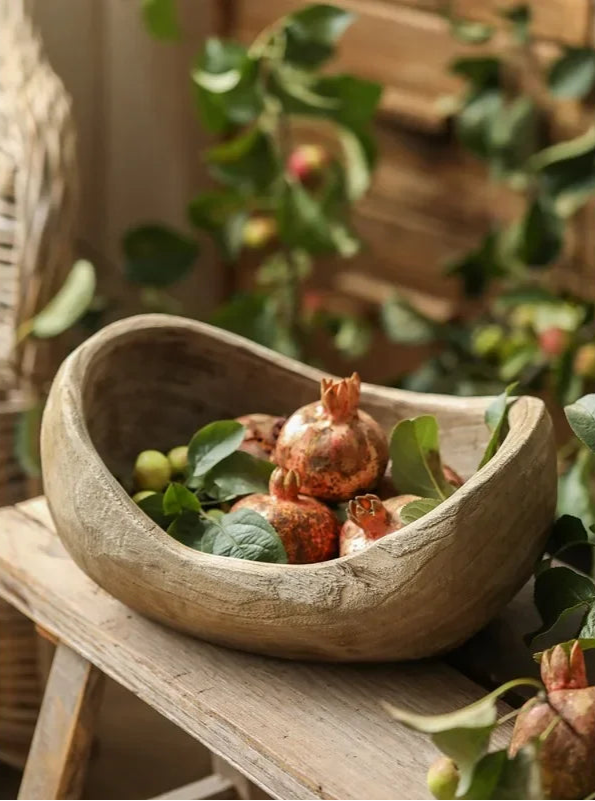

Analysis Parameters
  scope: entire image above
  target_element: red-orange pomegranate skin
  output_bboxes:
[340,494,420,557]
[509,642,595,800]
[236,414,286,461]
[232,468,339,564]
[274,373,389,502]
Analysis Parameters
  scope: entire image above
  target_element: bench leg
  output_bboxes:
[18,642,104,800]
[211,755,268,800]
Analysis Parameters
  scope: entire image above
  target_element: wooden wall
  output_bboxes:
[28,0,221,319]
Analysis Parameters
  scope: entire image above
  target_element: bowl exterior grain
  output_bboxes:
[41,315,557,662]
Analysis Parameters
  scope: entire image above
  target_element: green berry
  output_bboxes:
[168,445,188,475]
[427,757,459,800]
[132,490,157,504]
[133,450,171,492]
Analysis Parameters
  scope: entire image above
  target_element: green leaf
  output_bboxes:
[445,232,504,297]
[256,251,312,287]
[566,394,595,452]
[579,606,595,640]
[284,4,356,67]
[384,678,542,797]
[479,384,518,469]
[163,482,201,516]
[305,75,382,130]
[489,97,540,176]
[200,509,288,563]
[533,636,595,662]
[209,292,281,349]
[558,448,595,530]
[15,402,43,478]
[501,4,531,44]
[530,127,595,218]
[338,128,374,200]
[398,498,441,525]
[451,57,500,89]
[206,129,277,193]
[27,260,96,338]
[455,89,502,160]
[203,451,275,501]
[167,509,205,549]
[516,197,563,267]
[141,0,179,40]
[530,565,595,642]
[390,416,454,500]
[461,744,542,800]
[450,19,494,45]
[123,225,198,287]
[277,179,335,253]
[548,514,591,557]
[332,315,372,359]
[187,190,247,262]
[381,295,435,344]
[193,39,262,132]
[549,48,595,99]
[187,420,246,486]
[137,492,171,529]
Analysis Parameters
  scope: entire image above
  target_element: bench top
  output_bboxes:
[0,498,516,800]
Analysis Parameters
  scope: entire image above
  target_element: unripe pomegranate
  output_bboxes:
[242,216,277,249]
[287,144,328,182]
[340,494,420,557]
[509,641,595,800]
[274,373,389,502]
[167,445,188,476]
[427,756,460,800]
[133,450,171,492]
[232,468,339,563]
[235,414,286,461]
[574,343,595,379]
[538,326,568,357]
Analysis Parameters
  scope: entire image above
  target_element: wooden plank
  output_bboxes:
[0,497,512,801]
[152,773,236,800]
[18,643,104,800]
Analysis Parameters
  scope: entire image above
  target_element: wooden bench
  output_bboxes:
[0,497,530,800]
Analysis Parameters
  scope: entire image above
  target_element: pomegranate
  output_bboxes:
[509,641,595,799]
[340,493,420,556]
[287,144,328,182]
[538,326,568,357]
[232,467,339,563]
[274,373,389,502]
[236,414,286,461]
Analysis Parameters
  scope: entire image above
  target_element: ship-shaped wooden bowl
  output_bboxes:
[41,315,557,662]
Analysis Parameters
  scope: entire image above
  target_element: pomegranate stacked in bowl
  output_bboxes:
[126,373,466,564]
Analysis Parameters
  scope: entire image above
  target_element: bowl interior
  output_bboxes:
[81,322,490,481]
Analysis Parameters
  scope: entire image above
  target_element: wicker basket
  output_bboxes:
[0,0,77,767]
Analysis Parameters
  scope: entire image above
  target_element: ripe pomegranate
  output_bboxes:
[340,493,420,556]
[241,216,277,249]
[287,144,328,182]
[509,641,595,800]
[274,373,389,502]
[236,414,286,461]
[232,467,339,563]
[538,326,568,357]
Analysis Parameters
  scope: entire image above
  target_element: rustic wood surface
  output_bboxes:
[18,642,104,800]
[0,496,514,801]
[40,315,556,661]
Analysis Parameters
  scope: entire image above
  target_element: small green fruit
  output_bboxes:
[575,344,595,379]
[242,217,277,249]
[168,445,188,475]
[133,450,171,492]
[427,756,459,800]
[132,490,157,503]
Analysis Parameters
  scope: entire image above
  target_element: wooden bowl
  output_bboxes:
[41,315,556,662]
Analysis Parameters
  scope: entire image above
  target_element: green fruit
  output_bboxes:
[427,756,459,800]
[168,445,188,475]
[575,344,595,379]
[133,450,171,492]
[132,490,157,504]
[471,324,505,357]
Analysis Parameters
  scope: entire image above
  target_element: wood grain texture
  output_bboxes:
[18,642,104,800]
[40,315,557,662]
[0,496,512,800]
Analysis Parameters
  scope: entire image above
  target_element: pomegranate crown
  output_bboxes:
[540,641,588,692]
[320,373,361,422]
[269,467,301,501]
[347,494,392,538]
